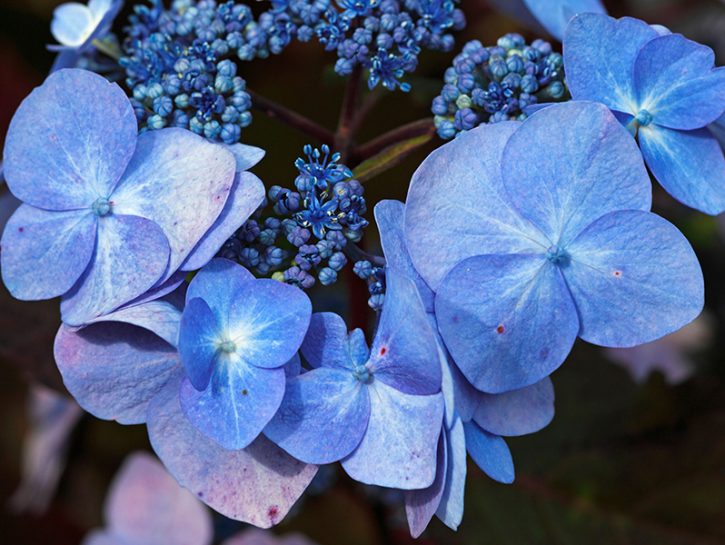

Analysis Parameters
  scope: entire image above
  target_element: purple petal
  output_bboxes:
[435,418,466,530]
[147,376,317,528]
[1,204,96,300]
[463,422,514,484]
[342,383,444,490]
[474,378,555,437]
[127,271,187,308]
[369,270,441,395]
[264,367,370,464]
[639,126,725,214]
[300,312,351,370]
[112,128,236,280]
[3,69,137,210]
[222,529,319,545]
[54,322,181,425]
[60,214,170,325]
[104,452,213,545]
[404,433,446,538]
[502,102,651,245]
[182,172,264,272]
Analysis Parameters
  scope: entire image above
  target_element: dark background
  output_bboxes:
[0,0,724,543]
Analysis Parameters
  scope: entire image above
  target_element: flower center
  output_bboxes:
[218,340,237,354]
[635,109,653,127]
[352,364,373,384]
[546,245,569,266]
[92,197,112,217]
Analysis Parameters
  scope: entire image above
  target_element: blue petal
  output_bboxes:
[563,14,658,112]
[463,421,514,484]
[226,143,266,172]
[369,270,441,395]
[436,417,466,530]
[449,359,481,423]
[502,102,651,245]
[639,125,725,214]
[147,376,317,528]
[182,172,265,272]
[103,452,213,545]
[563,210,704,347]
[634,35,724,130]
[226,279,311,370]
[342,383,444,489]
[88,0,113,20]
[60,214,170,325]
[54,322,181,425]
[405,121,546,290]
[284,353,302,378]
[436,254,579,393]
[124,271,187,309]
[404,433,447,538]
[348,328,370,367]
[3,69,137,210]
[264,367,370,464]
[179,298,221,391]
[1,204,96,300]
[300,312,351,370]
[474,378,555,436]
[374,200,434,313]
[708,113,725,149]
[180,360,286,450]
[51,3,93,47]
[112,128,236,281]
[88,296,183,348]
[523,0,606,41]
[186,258,254,322]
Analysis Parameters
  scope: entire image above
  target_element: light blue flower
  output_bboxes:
[405,101,704,394]
[564,13,725,214]
[1,69,264,326]
[179,259,312,450]
[264,268,444,490]
[54,281,317,528]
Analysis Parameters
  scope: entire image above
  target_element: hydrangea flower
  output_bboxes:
[564,13,725,214]
[179,259,312,450]
[432,34,565,139]
[374,200,555,536]
[1,68,264,326]
[83,451,213,545]
[406,101,704,393]
[50,0,124,71]
[54,276,317,528]
[264,269,444,490]
[487,0,605,41]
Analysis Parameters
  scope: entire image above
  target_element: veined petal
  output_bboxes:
[179,298,221,391]
[300,313,351,370]
[523,0,606,41]
[563,210,704,347]
[112,128,236,280]
[436,254,579,393]
[634,35,724,130]
[264,367,370,464]
[502,102,651,245]
[181,172,265,272]
[179,362,286,450]
[51,3,94,47]
[185,258,254,324]
[60,214,170,325]
[226,143,265,172]
[639,125,725,214]
[54,322,181,425]
[1,205,96,300]
[342,383,443,490]
[563,13,658,112]
[3,69,137,210]
[405,121,546,290]
[147,376,317,528]
[435,418,466,531]
[463,422,514,484]
[404,433,446,538]
[474,378,555,436]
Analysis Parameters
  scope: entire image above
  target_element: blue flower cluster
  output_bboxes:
[220,144,370,290]
[121,0,255,143]
[353,259,385,310]
[263,0,466,91]
[432,33,566,139]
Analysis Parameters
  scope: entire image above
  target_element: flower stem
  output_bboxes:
[92,38,122,61]
[248,90,335,146]
[335,65,363,161]
[354,118,436,162]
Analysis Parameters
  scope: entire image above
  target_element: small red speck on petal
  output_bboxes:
[380,347,387,356]
[613,270,622,278]
[496,325,505,334]
[267,505,279,522]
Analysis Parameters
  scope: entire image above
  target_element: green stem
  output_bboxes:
[91,38,122,61]
[353,118,435,162]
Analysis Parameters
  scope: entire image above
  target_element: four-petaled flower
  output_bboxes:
[406,101,704,393]
[564,13,725,214]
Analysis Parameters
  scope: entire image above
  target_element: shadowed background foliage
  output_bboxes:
[0,0,724,543]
